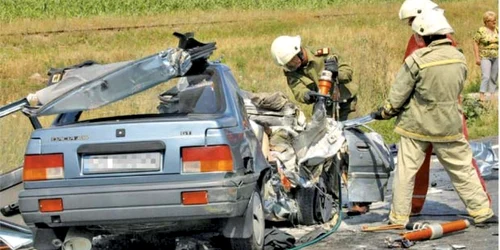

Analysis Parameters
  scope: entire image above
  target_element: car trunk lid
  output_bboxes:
[26,118,232,184]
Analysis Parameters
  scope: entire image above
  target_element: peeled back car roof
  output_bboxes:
[36,61,130,106]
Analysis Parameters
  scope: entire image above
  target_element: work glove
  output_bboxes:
[324,58,339,79]
[370,107,388,120]
[303,91,318,104]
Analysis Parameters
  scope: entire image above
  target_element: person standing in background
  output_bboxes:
[473,11,498,102]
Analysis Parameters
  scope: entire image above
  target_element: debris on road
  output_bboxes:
[0,220,33,250]
[470,141,499,176]
[385,237,415,248]
[0,203,20,217]
[361,224,405,232]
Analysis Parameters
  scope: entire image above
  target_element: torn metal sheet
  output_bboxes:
[262,167,298,221]
[470,141,498,176]
[246,93,393,223]
[0,99,29,119]
[342,114,374,128]
[0,167,23,192]
[25,48,192,116]
[0,220,33,250]
[385,237,415,248]
[297,118,344,167]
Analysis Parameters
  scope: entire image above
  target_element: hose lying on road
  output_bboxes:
[289,184,343,250]
[289,213,343,250]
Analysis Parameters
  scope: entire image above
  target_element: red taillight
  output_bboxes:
[24,154,64,181]
[182,146,233,173]
[39,198,63,212]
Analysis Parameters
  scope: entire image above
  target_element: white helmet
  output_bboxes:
[399,0,438,20]
[412,8,454,36]
[270,36,301,67]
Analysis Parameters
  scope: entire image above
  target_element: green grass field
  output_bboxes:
[0,0,497,173]
[1,0,405,20]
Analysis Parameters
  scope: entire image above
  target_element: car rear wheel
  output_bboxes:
[296,186,316,225]
[297,176,333,225]
[315,177,333,223]
[228,191,265,250]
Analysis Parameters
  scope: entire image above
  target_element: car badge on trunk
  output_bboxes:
[51,135,89,141]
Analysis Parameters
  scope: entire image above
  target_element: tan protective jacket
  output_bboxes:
[388,39,467,142]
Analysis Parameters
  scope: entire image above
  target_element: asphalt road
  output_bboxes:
[1,137,498,250]
[297,136,499,250]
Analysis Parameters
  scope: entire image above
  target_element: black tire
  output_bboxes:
[315,177,333,223]
[296,186,317,225]
[297,176,335,225]
[228,191,265,250]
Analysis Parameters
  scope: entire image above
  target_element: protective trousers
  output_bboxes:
[389,136,493,225]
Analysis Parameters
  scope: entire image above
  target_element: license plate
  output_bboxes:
[82,152,162,174]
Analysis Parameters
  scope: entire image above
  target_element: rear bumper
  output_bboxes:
[19,175,257,228]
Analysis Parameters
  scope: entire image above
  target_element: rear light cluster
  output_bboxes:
[23,154,64,181]
[182,145,233,173]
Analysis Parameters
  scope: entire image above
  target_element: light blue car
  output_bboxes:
[1,33,269,250]
[1,32,394,250]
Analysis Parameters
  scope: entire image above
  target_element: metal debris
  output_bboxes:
[470,141,498,176]
[433,246,453,250]
[0,220,33,250]
[385,237,415,248]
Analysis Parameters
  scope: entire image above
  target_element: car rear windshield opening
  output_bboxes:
[78,72,223,122]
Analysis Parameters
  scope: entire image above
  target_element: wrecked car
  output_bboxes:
[244,89,395,226]
[1,33,269,250]
[1,32,396,250]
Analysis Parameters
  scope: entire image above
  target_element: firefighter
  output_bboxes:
[270,35,358,121]
[398,0,489,216]
[270,36,369,215]
[399,0,458,57]
[371,9,495,227]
